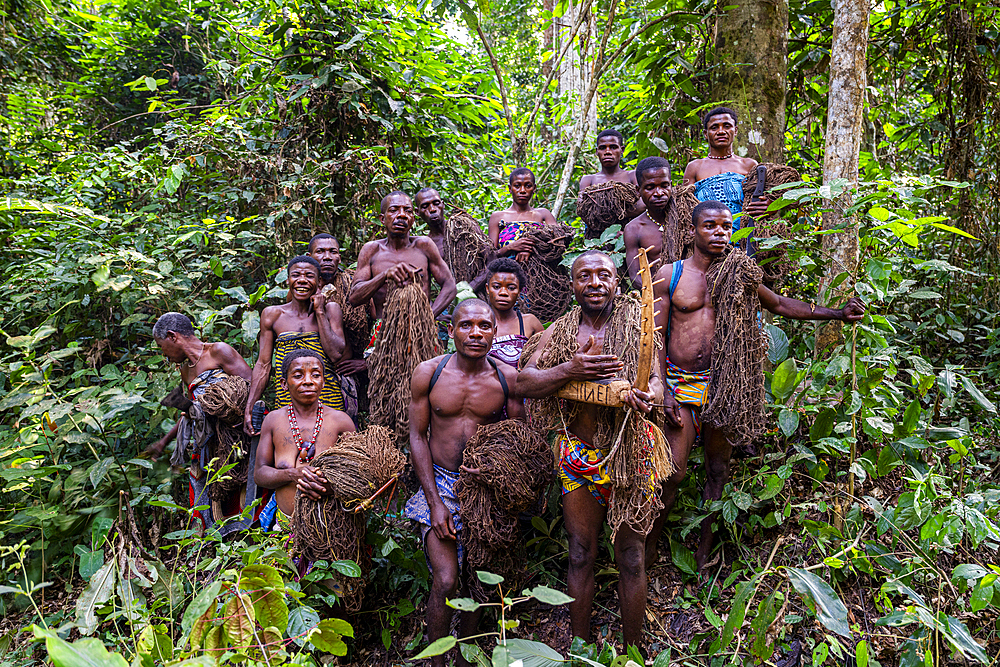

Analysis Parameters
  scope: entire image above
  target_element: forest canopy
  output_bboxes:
[1,0,999,664]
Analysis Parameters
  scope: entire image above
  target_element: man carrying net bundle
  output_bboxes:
[649,201,866,572]
[254,349,356,578]
[308,233,372,420]
[516,251,669,653]
[405,299,524,667]
[488,167,575,323]
[577,129,645,240]
[623,156,699,291]
[147,312,256,536]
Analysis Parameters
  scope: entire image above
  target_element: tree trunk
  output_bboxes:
[556,0,598,137]
[712,0,788,163]
[816,0,869,351]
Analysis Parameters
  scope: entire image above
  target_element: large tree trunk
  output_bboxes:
[816,0,869,350]
[712,0,788,163]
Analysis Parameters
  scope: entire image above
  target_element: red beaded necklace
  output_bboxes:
[287,403,323,463]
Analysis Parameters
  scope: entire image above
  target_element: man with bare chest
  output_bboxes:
[255,349,356,527]
[517,251,664,652]
[414,187,447,259]
[349,191,456,322]
[623,156,675,289]
[148,312,254,534]
[578,129,645,239]
[405,299,524,667]
[649,201,865,570]
[244,256,348,435]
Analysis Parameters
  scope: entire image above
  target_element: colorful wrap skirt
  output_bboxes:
[556,425,658,507]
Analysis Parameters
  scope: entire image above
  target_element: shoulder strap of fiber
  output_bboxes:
[666,259,685,341]
[516,309,525,336]
[486,356,510,404]
[429,353,453,392]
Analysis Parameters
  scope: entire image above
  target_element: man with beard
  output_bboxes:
[244,256,348,435]
[623,156,676,290]
[406,299,524,667]
[516,251,664,651]
[308,233,370,419]
[349,191,456,324]
[681,107,769,224]
[650,201,865,570]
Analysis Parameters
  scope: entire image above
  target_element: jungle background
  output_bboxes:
[1,0,999,664]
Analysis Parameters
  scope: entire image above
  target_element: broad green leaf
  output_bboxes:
[778,408,799,437]
[241,564,283,590]
[188,600,215,649]
[447,597,482,612]
[413,636,456,659]
[287,605,320,647]
[765,324,789,365]
[770,358,799,401]
[251,588,288,631]
[32,626,129,667]
[182,580,221,637]
[144,76,157,91]
[504,638,566,667]
[476,570,504,585]
[856,640,869,667]
[330,560,362,577]
[524,585,574,606]
[670,540,697,576]
[75,560,117,635]
[308,618,354,655]
[959,375,997,414]
[714,578,756,651]
[223,594,255,647]
[943,615,989,663]
[241,310,260,346]
[786,567,850,637]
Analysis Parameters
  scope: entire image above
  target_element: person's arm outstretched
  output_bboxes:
[758,286,866,322]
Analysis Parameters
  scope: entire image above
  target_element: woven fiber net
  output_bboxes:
[454,419,553,601]
[660,184,699,266]
[368,282,444,448]
[444,209,495,285]
[198,376,251,502]
[700,246,769,451]
[526,298,672,536]
[521,223,576,323]
[322,268,373,358]
[578,181,639,240]
[740,164,801,287]
[292,426,406,612]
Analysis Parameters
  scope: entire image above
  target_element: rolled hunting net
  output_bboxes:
[660,184,699,266]
[455,419,553,601]
[198,376,251,502]
[740,164,801,287]
[368,282,443,448]
[292,426,406,612]
[578,181,639,240]
[700,246,769,452]
[521,223,576,323]
[444,209,495,285]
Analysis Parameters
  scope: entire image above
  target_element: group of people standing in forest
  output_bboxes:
[147,106,864,659]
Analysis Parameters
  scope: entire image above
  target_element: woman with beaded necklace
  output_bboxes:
[255,349,356,535]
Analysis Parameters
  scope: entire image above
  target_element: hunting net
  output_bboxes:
[578,181,639,240]
[739,164,801,287]
[322,268,373,358]
[455,419,553,601]
[700,246,769,452]
[199,376,251,502]
[527,297,671,536]
[521,222,576,323]
[444,209,495,285]
[368,282,443,448]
